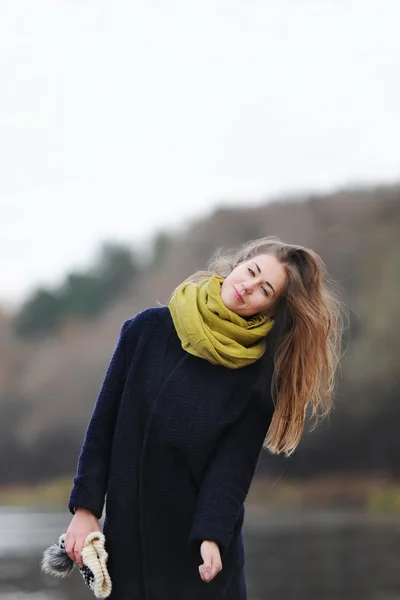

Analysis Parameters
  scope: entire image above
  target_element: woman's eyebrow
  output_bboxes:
[252,261,275,295]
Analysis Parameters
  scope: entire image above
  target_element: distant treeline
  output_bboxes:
[13,233,172,338]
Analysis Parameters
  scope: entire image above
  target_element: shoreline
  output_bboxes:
[0,474,399,513]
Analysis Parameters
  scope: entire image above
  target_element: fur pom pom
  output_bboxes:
[41,531,112,598]
[41,534,75,578]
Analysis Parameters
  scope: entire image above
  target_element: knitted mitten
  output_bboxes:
[41,531,112,599]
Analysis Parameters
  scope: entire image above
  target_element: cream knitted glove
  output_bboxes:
[41,531,112,599]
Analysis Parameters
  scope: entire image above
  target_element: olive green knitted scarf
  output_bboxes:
[168,275,274,369]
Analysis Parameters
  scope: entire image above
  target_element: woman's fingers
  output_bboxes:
[65,535,76,563]
[64,511,101,568]
[65,535,84,568]
[74,537,85,568]
[199,541,222,582]
[199,556,222,582]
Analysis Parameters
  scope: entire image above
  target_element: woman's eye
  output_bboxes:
[248,267,268,296]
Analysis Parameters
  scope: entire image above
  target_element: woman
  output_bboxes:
[65,236,344,600]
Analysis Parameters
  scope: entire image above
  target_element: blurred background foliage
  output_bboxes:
[1,183,399,508]
[13,243,140,338]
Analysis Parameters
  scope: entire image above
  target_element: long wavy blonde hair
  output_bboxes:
[187,236,346,456]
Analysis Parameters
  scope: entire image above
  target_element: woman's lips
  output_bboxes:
[234,287,244,303]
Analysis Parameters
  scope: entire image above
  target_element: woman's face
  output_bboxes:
[220,253,287,317]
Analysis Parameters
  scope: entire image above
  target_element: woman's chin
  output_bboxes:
[225,301,243,316]
[221,297,237,314]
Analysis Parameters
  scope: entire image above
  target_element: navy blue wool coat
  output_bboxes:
[68,306,274,600]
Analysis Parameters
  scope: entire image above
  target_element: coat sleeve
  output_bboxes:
[68,317,137,520]
[188,392,273,557]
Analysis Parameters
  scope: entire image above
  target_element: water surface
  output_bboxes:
[1,508,400,599]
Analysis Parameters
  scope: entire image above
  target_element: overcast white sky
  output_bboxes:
[1,0,399,306]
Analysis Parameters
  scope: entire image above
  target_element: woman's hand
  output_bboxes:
[199,540,222,582]
[65,508,102,568]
